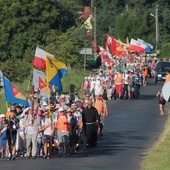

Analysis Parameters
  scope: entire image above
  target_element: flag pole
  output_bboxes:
[91,0,96,46]
[6,101,8,112]
[48,85,51,105]
[45,55,50,104]
[26,66,34,98]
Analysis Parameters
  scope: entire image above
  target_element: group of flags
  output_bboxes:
[1,47,67,107]
[33,47,67,92]
[91,34,153,63]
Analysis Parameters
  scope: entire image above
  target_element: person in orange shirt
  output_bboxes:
[142,66,148,86]
[114,70,124,99]
[164,69,170,84]
[94,95,107,137]
[55,107,69,157]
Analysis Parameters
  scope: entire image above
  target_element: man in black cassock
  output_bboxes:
[82,100,99,148]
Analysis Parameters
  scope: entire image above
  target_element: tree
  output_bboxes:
[0,0,83,83]
[161,43,170,59]
[0,57,31,83]
[0,0,81,61]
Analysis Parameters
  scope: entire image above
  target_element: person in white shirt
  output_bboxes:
[123,71,129,99]
[94,76,102,96]
[90,77,96,100]
[22,108,40,159]
[40,110,54,159]
[17,113,26,157]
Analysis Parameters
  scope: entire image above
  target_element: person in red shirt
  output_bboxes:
[81,77,90,95]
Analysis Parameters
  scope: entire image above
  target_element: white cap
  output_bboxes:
[23,107,31,114]
[58,107,64,112]
[42,101,48,106]
[0,114,6,118]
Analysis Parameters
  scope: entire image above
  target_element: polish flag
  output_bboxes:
[128,39,146,53]
[33,47,54,69]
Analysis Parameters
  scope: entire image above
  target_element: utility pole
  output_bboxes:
[91,0,96,45]
[155,4,159,54]
[125,4,128,12]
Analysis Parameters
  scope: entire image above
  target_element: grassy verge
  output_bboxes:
[141,111,170,170]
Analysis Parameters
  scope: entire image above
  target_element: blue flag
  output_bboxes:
[3,75,30,106]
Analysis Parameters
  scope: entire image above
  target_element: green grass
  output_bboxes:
[141,112,170,170]
[0,68,90,113]
[62,68,87,94]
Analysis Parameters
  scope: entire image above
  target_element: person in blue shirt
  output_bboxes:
[133,73,141,99]
[0,114,7,158]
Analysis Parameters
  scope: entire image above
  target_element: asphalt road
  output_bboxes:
[0,78,168,170]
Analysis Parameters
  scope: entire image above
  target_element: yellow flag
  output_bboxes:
[81,15,93,30]
[46,55,67,92]
[126,37,129,45]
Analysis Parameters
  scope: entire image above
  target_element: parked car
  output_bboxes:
[154,61,170,83]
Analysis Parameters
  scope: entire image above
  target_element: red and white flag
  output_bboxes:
[33,47,54,69]
[128,38,146,53]
[99,46,112,63]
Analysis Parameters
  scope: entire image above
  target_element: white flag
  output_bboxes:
[137,38,153,49]
[32,68,50,97]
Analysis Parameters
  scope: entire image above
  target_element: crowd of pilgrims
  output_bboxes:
[0,92,107,160]
[0,56,157,160]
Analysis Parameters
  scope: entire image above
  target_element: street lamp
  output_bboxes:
[150,5,159,54]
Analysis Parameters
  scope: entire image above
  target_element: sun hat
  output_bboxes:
[66,108,72,113]
[71,103,77,109]
[45,105,50,110]
[60,94,65,99]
